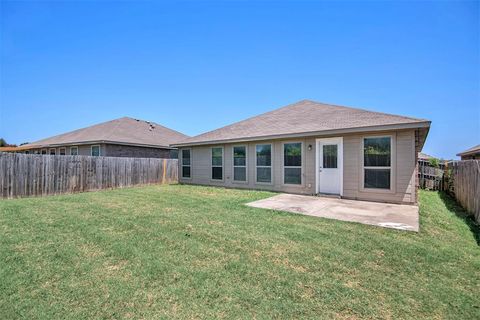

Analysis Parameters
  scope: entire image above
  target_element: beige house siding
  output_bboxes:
[27,144,105,156]
[24,144,176,158]
[179,129,417,204]
[342,130,416,203]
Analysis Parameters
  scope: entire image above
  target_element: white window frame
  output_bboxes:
[211,146,224,181]
[282,141,304,186]
[70,146,78,155]
[49,148,56,155]
[59,147,66,155]
[255,143,273,185]
[232,145,248,183]
[91,145,101,156]
[360,134,396,193]
[181,148,192,179]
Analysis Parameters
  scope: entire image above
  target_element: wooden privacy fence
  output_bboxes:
[0,153,178,199]
[418,161,444,191]
[444,160,480,223]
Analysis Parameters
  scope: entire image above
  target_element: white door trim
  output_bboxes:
[315,137,343,196]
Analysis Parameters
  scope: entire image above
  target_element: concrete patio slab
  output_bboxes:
[246,194,419,231]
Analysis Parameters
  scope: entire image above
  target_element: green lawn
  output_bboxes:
[1,185,479,319]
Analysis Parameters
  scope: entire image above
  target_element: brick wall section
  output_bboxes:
[104,144,175,158]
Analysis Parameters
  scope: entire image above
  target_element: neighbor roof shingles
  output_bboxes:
[24,117,188,148]
[457,145,480,156]
[175,100,430,146]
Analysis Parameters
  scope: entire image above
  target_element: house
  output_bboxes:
[457,145,480,160]
[0,146,33,153]
[16,117,188,158]
[173,100,431,204]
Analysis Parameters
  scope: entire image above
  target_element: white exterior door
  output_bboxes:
[317,137,343,195]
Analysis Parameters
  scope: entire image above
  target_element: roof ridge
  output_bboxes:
[103,118,125,141]
[185,100,312,140]
[182,99,428,142]
[176,99,431,146]
[115,117,189,138]
[303,99,429,122]
[148,120,190,138]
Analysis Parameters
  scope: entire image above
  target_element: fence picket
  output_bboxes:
[0,153,178,199]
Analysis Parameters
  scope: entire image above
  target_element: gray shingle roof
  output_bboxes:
[24,117,188,149]
[457,144,480,156]
[175,100,430,146]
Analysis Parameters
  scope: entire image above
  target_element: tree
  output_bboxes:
[0,138,17,147]
[429,157,440,168]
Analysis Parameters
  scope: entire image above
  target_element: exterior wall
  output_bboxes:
[26,144,177,158]
[28,144,106,156]
[461,154,480,160]
[104,144,174,158]
[342,130,416,203]
[179,129,417,204]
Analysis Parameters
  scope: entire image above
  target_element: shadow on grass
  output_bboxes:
[439,191,480,246]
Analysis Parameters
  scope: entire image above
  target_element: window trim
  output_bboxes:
[255,143,273,185]
[282,141,304,186]
[91,145,101,157]
[41,149,47,155]
[59,147,66,155]
[232,145,248,184]
[49,148,56,155]
[70,146,78,155]
[210,146,224,181]
[181,148,192,180]
[360,134,396,194]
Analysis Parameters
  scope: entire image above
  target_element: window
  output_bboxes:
[49,148,56,155]
[70,147,78,155]
[284,142,302,184]
[181,149,191,178]
[41,149,47,155]
[233,146,247,182]
[25,151,30,154]
[322,145,338,168]
[91,145,100,156]
[363,137,391,189]
[211,147,223,180]
[59,148,66,155]
[256,144,272,183]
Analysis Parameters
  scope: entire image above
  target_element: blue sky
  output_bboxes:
[0,1,478,159]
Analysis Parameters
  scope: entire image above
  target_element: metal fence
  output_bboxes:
[0,153,178,199]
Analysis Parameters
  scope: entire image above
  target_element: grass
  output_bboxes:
[0,185,479,319]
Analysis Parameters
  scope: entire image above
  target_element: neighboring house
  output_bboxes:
[173,100,431,204]
[16,117,188,158]
[0,146,32,153]
[457,145,480,160]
